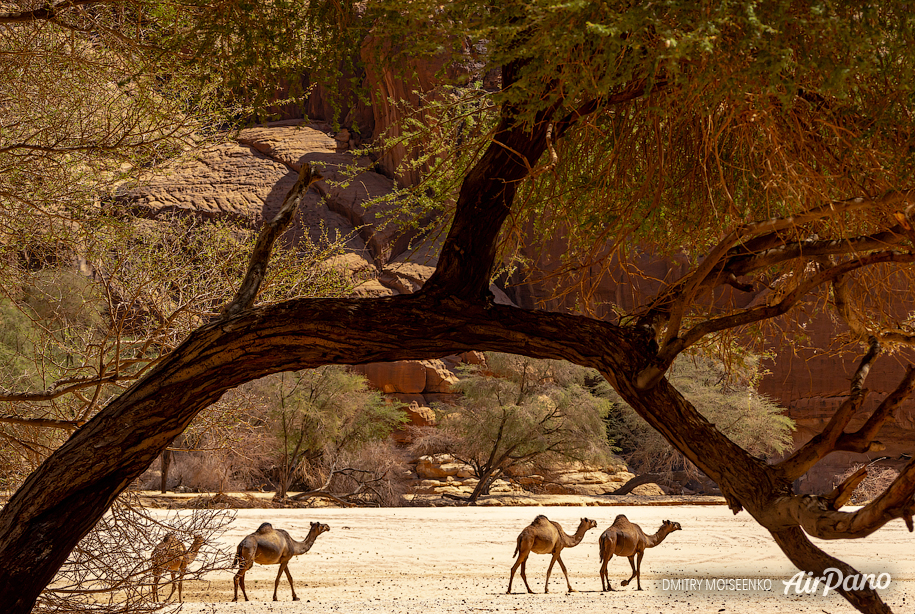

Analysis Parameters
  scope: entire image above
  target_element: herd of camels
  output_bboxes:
[149,513,681,602]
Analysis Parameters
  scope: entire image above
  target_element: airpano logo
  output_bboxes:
[782,569,891,596]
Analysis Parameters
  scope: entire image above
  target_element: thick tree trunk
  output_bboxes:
[771,527,892,613]
[467,467,500,504]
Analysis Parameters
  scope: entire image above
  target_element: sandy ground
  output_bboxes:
[168,505,914,614]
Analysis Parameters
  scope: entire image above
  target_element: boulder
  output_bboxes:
[402,402,436,428]
[360,361,427,394]
[421,359,459,393]
[416,456,458,479]
[236,120,336,164]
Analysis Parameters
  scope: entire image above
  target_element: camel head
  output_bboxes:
[308,521,331,539]
[579,518,598,532]
[190,535,205,550]
[661,519,682,535]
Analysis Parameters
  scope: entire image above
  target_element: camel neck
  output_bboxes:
[648,528,672,548]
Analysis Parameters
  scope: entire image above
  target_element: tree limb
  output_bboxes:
[0,416,83,432]
[836,365,915,454]
[220,163,321,318]
[771,527,892,613]
[636,252,915,389]
[766,457,915,541]
[776,338,881,481]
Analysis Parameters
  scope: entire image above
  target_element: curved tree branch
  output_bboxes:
[776,338,881,481]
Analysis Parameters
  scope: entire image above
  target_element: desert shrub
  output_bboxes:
[835,463,901,505]
[311,440,412,507]
[250,366,408,499]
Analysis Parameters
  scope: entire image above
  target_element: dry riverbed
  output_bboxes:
[164,505,914,614]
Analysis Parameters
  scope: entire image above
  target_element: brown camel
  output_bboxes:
[233,521,330,602]
[507,514,597,594]
[150,533,204,602]
[598,515,681,591]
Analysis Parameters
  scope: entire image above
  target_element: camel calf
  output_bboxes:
[150,533,204,602]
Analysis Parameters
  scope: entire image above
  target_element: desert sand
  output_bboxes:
[173,505,913,613]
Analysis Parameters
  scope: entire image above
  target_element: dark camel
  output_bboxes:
[232,521,330,601]
[150,533,204,602]
[507,514,597,594]
[598,515,681,591]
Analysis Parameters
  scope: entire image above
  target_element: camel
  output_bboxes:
[598,515,681,591]
[507,514,597,594]
[150,533,204,602]
[232,521,330,602]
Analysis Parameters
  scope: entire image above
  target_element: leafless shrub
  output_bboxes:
[405,425,461,459]
[34,494,235,613]
[836,463,901,505]
[291,440,411,507]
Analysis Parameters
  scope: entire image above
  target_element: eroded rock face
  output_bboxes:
[122,120,441,297]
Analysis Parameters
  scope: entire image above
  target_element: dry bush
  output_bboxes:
[34,494,235,614]
[294,439,411,507]
[836,463,901,505]
[134,389,275,493]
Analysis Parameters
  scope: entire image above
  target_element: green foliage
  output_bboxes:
[253,366,406,496]
[434,352,614,500]
[605,353,795,475]
[357,1,915,309]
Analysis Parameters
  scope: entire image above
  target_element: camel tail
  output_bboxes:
[234,543,244,568]
[513,534,521,558]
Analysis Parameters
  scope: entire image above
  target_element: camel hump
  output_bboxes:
[255,522,274,533]
[612,514,629,525]
[533,514,549,523]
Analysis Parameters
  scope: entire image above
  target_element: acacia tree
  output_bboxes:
[429,353,612,503]
[253,366,405,500]
[4,3,915,614]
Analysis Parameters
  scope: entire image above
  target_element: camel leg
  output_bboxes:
[634,550,644,590]
[520,558,534,594]
[284,564,300,601]
[600,553,615,592]
[599,538,615,592]
[151,572,160,603]
[508,551,526,594]
[165,570,177,601]
[555,555,574,593]
[233,559,252,602]
[273,559,294,601]
[545,554,558,594]
[621,555,637,587]
[177,570,184,603]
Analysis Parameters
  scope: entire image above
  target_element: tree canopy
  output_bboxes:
[2,2,915,613]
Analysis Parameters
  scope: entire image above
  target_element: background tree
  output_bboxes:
[4,3,915,614]
[415,353,613,503]
[252,366,407,502]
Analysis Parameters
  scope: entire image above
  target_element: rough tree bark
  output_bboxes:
[0,67,912,614]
